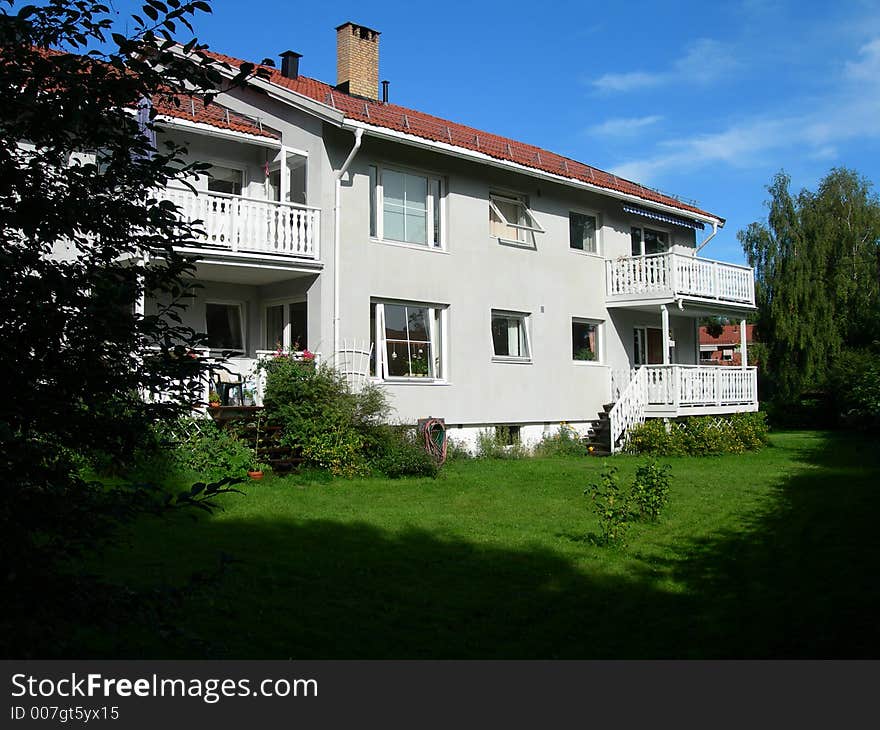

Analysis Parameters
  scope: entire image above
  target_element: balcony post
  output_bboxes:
[712,260,719,299]
[740,318,748,368]
[660,304,670,365]
[668,252,677,297]
[280,146,289,202]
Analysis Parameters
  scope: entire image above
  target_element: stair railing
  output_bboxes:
[608,366,648,453]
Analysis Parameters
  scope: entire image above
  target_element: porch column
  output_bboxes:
[280,146,289,202]
[740,318,748,368]
[660,304,670,365]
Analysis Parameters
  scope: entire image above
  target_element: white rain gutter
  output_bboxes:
[333,127,364,361]
[696,219,719,254]
[341,119,725,229]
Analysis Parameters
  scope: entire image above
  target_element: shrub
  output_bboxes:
[162,417,254,483]
[444,437,474,462]
[475,427,528,459]
[629,460,671,521]
[584,465,630,545]
[626,413,768,456]
[262,358,392,477]
[827,348,880,430]
[534,425,587,457]
[367,426,439,478]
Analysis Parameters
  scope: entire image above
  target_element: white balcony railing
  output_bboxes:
[643,364,758,412]
[605,252,755,306]
[161,186,320,259]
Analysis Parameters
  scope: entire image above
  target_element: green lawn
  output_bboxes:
[79,430,880,658]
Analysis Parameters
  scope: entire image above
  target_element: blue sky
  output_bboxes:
[109,0,880,264]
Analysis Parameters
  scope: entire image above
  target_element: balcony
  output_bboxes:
[161,186,320,260]
[643,364,758,416]
[605,252,755,308]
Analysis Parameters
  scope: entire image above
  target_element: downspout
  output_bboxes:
[333,127,364,362]
[695,219,719,254]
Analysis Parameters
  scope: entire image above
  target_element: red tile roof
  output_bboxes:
[153,92,280,140]
[699,324,756,346]
[201,49,721,222]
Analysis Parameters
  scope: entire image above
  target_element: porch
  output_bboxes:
[605,252,755,307]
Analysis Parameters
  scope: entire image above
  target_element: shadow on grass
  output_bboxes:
[64,431,880,658]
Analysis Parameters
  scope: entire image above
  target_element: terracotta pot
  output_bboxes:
[209,402,221,408]
[247,470,264,480]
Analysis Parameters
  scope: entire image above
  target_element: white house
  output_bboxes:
[146,22,758,452]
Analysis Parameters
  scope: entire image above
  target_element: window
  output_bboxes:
[207,165,243,196]
[370,301,445,379]
[572,319,601,362]
[491,311,531,360]
[569,212,598,253]
[205,302,244,351]
[265,301,308,351]
[489,193,544,246]
[631,226,669,256]
[369,165,443,248]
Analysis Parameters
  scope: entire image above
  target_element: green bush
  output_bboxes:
[367,426,439,478]
[629,460,671,521]
[534,425,587,457]
[584,465,630,545]
[262,358,389,477]
[626,413,768,456]
[828,348,880,430]
[161,417,254,482]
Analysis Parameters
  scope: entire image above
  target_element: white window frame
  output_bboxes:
[489,193,545,246]
[569,210,601,256]
[204,300,246,354]
[571,317,603,364]
[491,309,532,363]
[263,297,307,351]
[371,300,448,382]
[370,164,446,250]
[630,224,671,257]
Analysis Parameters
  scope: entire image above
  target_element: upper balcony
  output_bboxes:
[161,185,321,261]
[605,252,755,309]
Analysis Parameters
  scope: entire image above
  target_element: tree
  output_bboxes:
[0,0,267,654]
[739,169,880,404]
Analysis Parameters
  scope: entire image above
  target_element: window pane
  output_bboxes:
[492,315,510,356]
[409,342,432,377]
[208,165,242,196]
[644,228,668,255]
[570,213,596,252]
[572,321,598,361]
[406,306,429,341]
[369,303,377,377]
[383,304,408,340]
[369,165,377,237]
[405,210,426,244]
[289,301,307,350]
[383,169,405,208]
[631,227,642,256]
[265,304,284,350]
[431,178,441,247]
[206,303,243,350]
[386,340,410,377]
[492,314,527,358]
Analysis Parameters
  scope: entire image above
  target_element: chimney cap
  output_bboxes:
[335,21,381,36]
[279,50,303,59]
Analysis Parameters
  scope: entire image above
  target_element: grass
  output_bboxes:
[74,430,880,658]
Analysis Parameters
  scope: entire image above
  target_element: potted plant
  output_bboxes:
[208,390,221,408]
[248,462,269,480]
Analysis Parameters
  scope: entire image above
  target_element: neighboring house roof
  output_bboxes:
[699,324,757,347]
[152,92,280,140]
[201,49,721,223]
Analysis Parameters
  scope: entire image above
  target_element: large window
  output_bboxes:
[491,310,531,360]
[205,302,245,352]
[631,226,669,256]
[265,300,307,351]
[370,301,445,379]
[369,166,443,248]
[569,212,598,254]
[572,319,601,361]
[489,193,544,246]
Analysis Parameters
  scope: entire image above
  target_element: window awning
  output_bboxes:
[623,204,705,230]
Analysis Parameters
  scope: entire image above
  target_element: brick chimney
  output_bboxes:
[336,22,380,99]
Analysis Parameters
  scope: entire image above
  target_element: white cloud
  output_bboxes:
[587,115,663,137]
[607,38,880,185]
[591,38,739,93]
